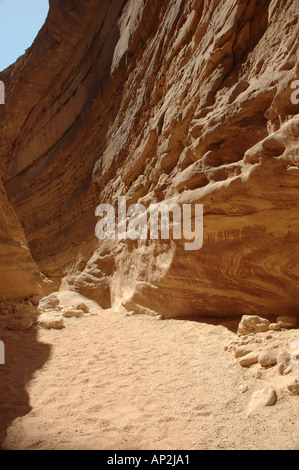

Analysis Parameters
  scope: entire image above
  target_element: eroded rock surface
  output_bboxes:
[226,315,299,414]
[0,0,298,319]
[0,181,44,301]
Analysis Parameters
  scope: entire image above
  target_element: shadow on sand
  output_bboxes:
[0,322,51,449]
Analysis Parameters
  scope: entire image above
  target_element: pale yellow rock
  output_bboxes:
[277,351,292,375]
[39,293,59,310]
[234,345,255,359]
[247,387,277,413]
[61,308,84,318]
[269,323,281,331]
[239,351,259,367]
[37,313,64,330]
[237,316,271,337]
[258,348,278,367]
[56,291,101,315]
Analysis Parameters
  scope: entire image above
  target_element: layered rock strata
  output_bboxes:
[0,0,298,319]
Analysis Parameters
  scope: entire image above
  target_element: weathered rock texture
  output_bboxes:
[0,179,43,300]
[0,0,298,318]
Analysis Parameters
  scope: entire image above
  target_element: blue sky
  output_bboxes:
[0,0,49,71]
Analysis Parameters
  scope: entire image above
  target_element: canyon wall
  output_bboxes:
[0,0,299,318]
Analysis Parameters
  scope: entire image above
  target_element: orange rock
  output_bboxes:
[0,0,298,320]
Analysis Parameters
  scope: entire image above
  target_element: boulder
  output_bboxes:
[237,316,271,336]
[39,293,60,310]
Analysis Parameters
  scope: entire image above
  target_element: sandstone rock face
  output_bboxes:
[0,0,299,319]
[0,180,44,301]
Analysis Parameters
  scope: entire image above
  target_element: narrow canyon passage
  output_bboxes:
[1,310,298,450]
[0,0,298,452]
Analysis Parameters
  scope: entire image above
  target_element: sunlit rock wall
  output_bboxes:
[1,0,299,318]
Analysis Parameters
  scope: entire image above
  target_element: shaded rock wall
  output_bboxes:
[0,179,43,300]
[0,0,299,317]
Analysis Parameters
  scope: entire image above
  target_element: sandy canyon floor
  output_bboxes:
[0,308,299,451]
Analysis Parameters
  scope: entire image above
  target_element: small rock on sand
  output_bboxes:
[235,344,255,359]
[287,379,299,396]
[247,386,277,413]
[61,308,85,318]
[39,293,60,310]
[258,347,277,367]
[239,351,259,367]
[37,313,64,330]
[277,351,292,375]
